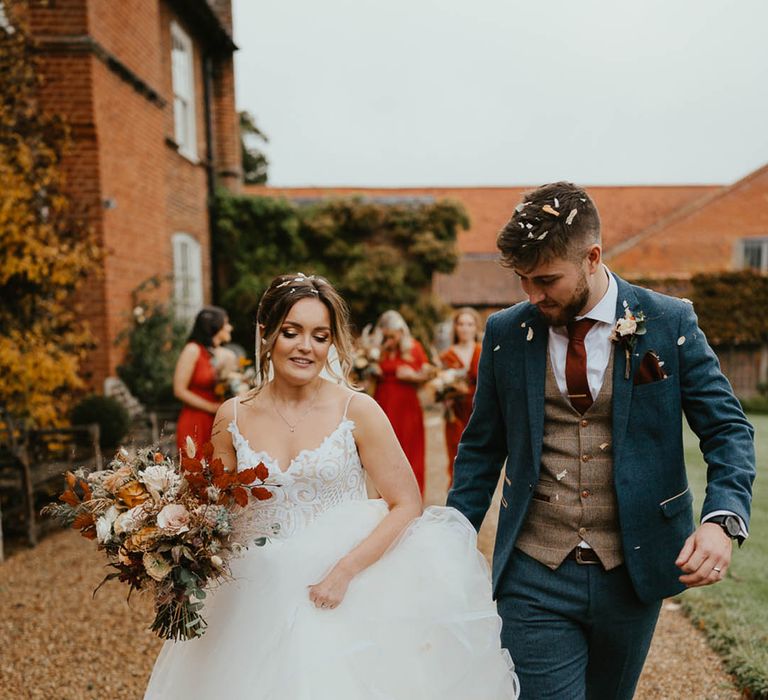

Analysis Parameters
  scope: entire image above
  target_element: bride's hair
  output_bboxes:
[252,273,355,392]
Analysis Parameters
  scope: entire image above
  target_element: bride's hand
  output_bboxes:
[308,563,354,610]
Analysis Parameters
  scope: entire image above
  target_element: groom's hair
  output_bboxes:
[496,182,601,271]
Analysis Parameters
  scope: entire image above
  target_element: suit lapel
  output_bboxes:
[611,276,640,460]
[523,310,548,471]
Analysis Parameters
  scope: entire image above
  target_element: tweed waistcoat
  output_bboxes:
[515,346,624,570]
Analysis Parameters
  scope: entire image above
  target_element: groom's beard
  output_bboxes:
[537,272,591,328]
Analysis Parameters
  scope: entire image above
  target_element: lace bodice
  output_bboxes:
[227,398,367,541]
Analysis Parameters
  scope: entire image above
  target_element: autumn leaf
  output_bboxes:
[200,442,214,461]
[232,487,249,507]
[251,487,272,501]
[237,467,258,485]
[255,463,269,482]
[181,456,203,473]
[60,489,80,507]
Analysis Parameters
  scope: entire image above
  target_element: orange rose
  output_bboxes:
[124,526,161,552]
[117,481,151,508]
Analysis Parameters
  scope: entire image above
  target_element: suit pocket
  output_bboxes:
[632,375,674,399]
[531,479,555,503]
[659,487,692,518]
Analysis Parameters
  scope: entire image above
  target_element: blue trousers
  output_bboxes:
[497,549,662,700]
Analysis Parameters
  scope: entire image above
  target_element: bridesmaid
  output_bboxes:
[372,310,433,495]
[439,307,482,485]
[174,306,233,452]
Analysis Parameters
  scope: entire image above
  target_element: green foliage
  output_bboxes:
[70,395,130,448]
[689,270,768,347]
[116,277,187,409]
[239,111,268,185]
[214,193,467,348]
[681,413,768,698]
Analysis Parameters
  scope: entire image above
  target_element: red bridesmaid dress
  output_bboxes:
[176,343,219,453]
[374,340,428,495]
[439,343,481,484]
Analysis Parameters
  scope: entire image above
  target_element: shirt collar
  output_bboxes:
[579,266,617,325]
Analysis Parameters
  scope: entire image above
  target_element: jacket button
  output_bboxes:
[581,489,591,498]
[578,527,587,537]
[581,454,590,462]
[581,419,588,428]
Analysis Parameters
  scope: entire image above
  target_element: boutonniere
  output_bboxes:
[610,305,647,379]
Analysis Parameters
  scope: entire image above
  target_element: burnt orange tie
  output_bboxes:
[566,318,597,414]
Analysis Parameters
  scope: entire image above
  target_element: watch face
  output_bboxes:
[724,516,740,537]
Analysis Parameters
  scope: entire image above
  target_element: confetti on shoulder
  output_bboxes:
[493,344,501,352]
[526,327,534,341]
[622,300,629,308]
[681,297,693,305]
[521,322,527,327]
[566,209,578,225]
[537,231,549,240]
[677,336,686,345]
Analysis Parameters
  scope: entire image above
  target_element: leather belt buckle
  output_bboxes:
[571,547,601,565]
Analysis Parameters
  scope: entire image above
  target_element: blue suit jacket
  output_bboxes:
[447,274,756,603]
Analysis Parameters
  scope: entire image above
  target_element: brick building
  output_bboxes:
[25,0,241,388]
[251,184,721,310]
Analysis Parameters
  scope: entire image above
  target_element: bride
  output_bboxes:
[144,273,519,699]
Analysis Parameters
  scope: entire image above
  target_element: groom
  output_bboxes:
[447,182,755,699]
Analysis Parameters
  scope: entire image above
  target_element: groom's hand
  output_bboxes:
[675,523,733,587]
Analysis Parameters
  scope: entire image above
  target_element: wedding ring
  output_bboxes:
[713,567,722,573]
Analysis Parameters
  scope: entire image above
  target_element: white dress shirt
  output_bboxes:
[548,267,617,401]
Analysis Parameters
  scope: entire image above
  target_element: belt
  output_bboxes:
[566,547,602,565]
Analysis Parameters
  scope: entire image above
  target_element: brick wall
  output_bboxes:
[28,0,241,390]
[609,166,768,278]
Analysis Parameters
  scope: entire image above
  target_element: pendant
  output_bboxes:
[289,427,295,433]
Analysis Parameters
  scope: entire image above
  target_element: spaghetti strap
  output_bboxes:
[233,396,239,427]
[342,392,356,419]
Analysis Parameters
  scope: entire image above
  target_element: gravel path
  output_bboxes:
[0,414,742,698]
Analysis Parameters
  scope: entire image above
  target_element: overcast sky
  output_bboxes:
[232,1,768,187]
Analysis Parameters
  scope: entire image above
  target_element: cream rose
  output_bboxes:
[114,504,148,536]
[95,505,119,543]
[140,465,180,501]
[156,503,190,535]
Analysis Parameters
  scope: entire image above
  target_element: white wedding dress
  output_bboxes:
[145,397,519,699]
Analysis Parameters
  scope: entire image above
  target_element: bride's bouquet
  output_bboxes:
[43,439,272,641]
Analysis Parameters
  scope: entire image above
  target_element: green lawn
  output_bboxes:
[681,413,768,698]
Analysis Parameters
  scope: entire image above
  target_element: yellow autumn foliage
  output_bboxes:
[0,2,99,427]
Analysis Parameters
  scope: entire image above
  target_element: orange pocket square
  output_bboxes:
[633,351,667,386]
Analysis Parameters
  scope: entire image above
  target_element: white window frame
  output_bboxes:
[170,21,197,160]
[740,238,768,273]
[172,233,204,323]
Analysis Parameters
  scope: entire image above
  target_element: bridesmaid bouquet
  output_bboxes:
[430,368,470,421]
[213,348,256,398]
[43,439,272,641]
[351,325,381,385]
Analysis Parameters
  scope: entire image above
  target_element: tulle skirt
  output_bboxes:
[144,500,519,699]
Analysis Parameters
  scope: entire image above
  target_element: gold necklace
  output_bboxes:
[269,382,322,433]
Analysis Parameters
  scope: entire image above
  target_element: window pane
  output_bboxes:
[743,241,764,271]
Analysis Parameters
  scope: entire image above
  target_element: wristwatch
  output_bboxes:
[707,515,744,545]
